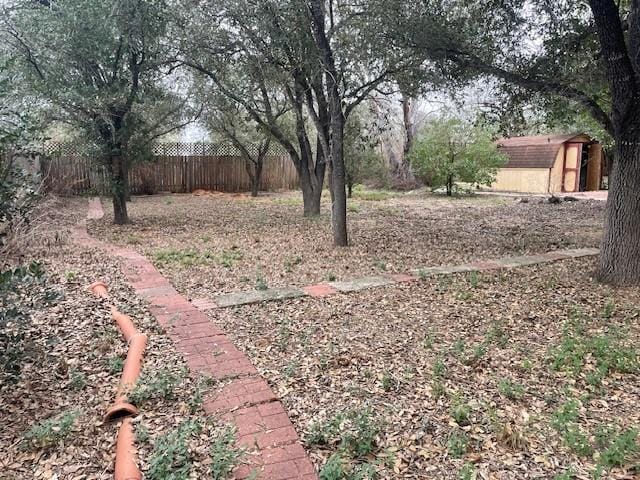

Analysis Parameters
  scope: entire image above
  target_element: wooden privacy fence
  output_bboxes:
[42,142,299,195]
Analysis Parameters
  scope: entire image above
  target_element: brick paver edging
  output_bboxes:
[198,250,600,309]
[77,198,317,480]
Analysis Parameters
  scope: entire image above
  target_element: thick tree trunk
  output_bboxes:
[301,184,322,216]
[111,154,129,224]
[446,175,453,196]
[597,138,640,284]
[330,114,348,246]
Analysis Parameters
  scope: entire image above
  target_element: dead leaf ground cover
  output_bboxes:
[88,191,605,298]
[215,258,640,479]
[1,199,239,480]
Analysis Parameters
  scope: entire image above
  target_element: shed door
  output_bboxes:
[562,143,582,192]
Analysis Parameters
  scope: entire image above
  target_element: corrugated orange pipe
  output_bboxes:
[89,281,145,479]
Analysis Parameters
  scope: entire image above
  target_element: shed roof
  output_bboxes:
[497,133,591,169]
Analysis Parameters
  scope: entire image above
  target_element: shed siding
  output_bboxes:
[549,147,566,193]
[490,168,550,193]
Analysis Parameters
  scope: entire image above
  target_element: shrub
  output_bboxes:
[1,262,58,382]
[409,118,506,196]
[1,153,41,249]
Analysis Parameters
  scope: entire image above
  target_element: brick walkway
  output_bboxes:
[78,198,317,480]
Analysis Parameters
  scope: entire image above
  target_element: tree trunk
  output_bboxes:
[446,175,453,197]
[400,93,414,179]
[111,154,129,224]
[330,113,348,246]
[597,137,640,285]
[301,183,322,216]
[347,180,353,198]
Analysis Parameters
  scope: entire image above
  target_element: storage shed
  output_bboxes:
[490,133,605,194]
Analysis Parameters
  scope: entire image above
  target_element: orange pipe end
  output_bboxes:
[89,281,109,298]
[114,418,142,480]
[105,401,139,423]
[110,306,139,342]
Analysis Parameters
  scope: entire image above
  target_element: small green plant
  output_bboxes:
[433,357,446,378]
[450,398,471,426]
[107,355,124,374]
[417,268,430,280]
[147,420,200,480]
[459,463,476,480]
[521,358,533,371]
[128,368,186,405]
[136,423,150,443]
[597,427,638,468]
[125,235,141,245]
[447,430,468,458]
[469,271,479,288]
[552,399,580,431]
[276,319,291,352]
[210,426,242,480]
[255,274,268,291]
[486,321,508,347]
[64,270,77,282]
[153,248,205,267]
[452,339,466,358]
[68,368,87,391]
[347,203,360,213]
[422,334,434,350]
[219,248,243,269]
[23,411,78,450]
[552,468,575,480]
[455,290,472,301]
[373,260,387,271]
[307,408,381,458]
[497,379,525,400]
[320,453,345,480]
[284,256,303,272]
[602,299,615,319]
[381,371,394,392]
[327,272,337,281]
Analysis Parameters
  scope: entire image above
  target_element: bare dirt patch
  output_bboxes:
[214,258,640,479]
[88,192,605,299]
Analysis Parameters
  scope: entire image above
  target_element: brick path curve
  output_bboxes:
[78,198,317,480]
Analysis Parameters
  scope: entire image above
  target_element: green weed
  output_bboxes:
[107,355,124,374]
[128,367,186,405]
[153,248,206,267]
[255,274,268,291]
[68,368,87,391]
[459,463,476,480]
[352,190,391,201]
[497,379,525,400]
[219,248,243,269]
[210,426,243,480]
[447,430,468,458]
[23,411,78,450]
[147,420,200,480]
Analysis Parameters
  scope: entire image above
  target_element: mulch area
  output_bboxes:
[0,198,228,479]
[88,192,605,299]
[215,258,640,479]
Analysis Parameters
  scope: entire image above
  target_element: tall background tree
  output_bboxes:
[2,0,193,224]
